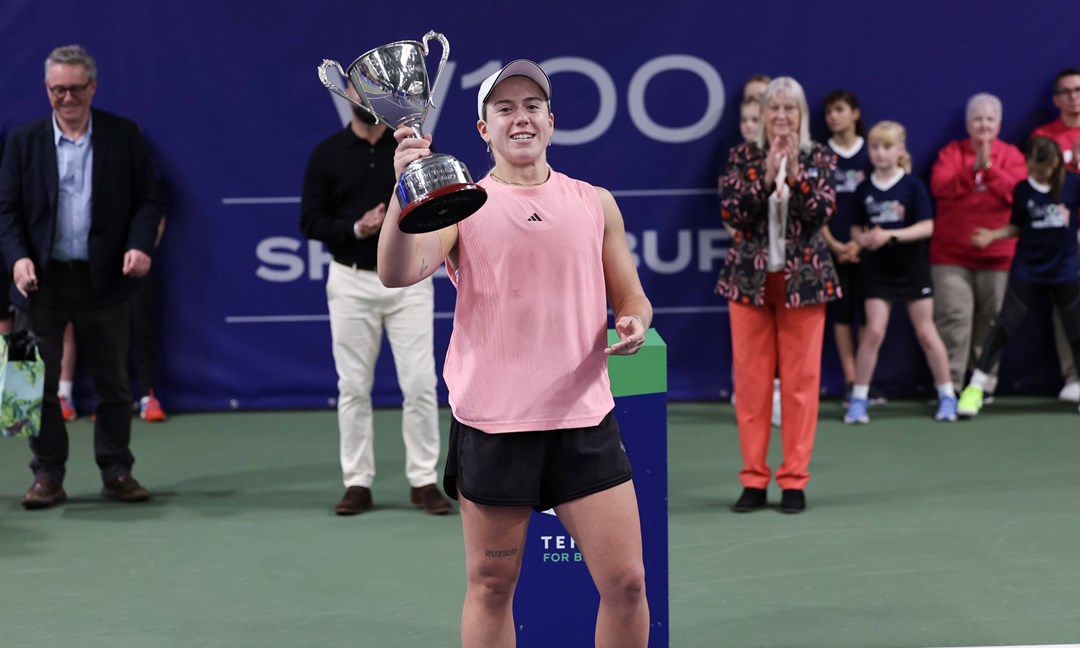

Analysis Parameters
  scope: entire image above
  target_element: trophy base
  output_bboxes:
[398,183,487,234]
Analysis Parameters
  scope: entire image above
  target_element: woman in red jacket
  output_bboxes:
[929,93,1027,398]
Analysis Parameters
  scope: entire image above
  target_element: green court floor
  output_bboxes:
[1,399,1078,647]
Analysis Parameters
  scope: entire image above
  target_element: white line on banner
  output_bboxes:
[222,197,302,205]
[651,306,728,314]
[610,188,717,197]
[224,305,727,324]
[220,189,716,205]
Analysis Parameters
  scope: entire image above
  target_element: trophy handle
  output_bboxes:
[421,31,450,109]
[318,59,376,118]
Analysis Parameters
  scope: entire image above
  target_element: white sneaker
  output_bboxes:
[1058,381,1080,403]
[771,379,782,427]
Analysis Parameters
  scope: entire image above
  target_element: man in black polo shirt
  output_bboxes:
[300,89,451,516]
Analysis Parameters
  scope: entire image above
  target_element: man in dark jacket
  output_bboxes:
[0,44,163,509]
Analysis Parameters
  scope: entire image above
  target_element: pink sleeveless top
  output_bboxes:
[444,170,614,433]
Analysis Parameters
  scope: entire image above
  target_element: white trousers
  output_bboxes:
[327,262,440,489]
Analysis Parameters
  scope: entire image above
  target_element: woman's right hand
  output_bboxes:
[393,127,433,180]
[764,135,796,188]
[763,136,784,187]
[973,137,992,171]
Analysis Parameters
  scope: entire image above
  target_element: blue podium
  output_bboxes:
[513,329,668,647]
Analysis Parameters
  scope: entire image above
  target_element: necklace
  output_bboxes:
[489,167,551,187]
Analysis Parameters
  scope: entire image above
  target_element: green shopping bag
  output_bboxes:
[1,331,45,438]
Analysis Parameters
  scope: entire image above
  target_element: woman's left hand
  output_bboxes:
[604,315,646,356]
[783,136,800,177]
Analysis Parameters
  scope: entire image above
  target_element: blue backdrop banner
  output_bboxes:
[1,1,1075,410]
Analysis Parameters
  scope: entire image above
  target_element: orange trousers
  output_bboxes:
[728,272,825,490]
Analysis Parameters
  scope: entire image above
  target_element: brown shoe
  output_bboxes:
[410,484,452,515]
[101,475,151,502]
[335,486,373,515]
[22,477,67,510]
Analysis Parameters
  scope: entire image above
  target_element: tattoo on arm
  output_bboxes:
[418,258,428,277]
[484,548,519,559]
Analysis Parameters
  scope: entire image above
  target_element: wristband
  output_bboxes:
[353,221,363,239]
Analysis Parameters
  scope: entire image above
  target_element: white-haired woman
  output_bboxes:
[715,77,839,514]
[929,93,1027,399]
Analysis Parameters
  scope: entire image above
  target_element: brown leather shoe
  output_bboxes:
[22,477,67,510]
[410,484,452,515]
[335,486,373,515]
[101,475,151,502]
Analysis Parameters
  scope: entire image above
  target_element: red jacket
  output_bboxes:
[1031,118,1080,172]
[929,138,1026,270]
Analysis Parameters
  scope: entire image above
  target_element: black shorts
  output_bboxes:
[863,266,933,301]
[443,410,633,512]
[863,244,933,301]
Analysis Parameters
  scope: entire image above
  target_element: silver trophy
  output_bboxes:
[319,31,486,234]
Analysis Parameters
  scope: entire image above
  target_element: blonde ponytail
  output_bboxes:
[898,151,912,173]
[868,120,912,172]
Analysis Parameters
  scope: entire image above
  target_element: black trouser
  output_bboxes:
[28,261,134,483]
[975,279,1080,376]
[129,266,159,397]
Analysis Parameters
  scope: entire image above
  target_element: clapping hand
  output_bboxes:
[974,137,992,171]
[356,203,387,238]
[764,135,798,189]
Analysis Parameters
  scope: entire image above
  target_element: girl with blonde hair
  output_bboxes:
[844,121,957,423]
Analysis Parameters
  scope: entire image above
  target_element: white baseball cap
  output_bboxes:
[476,59,551,120]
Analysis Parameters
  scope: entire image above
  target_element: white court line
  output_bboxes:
[224,305,727,324]
[927,645,1080,648]
[220,188,716,205]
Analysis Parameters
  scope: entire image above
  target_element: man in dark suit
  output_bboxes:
[0,121,11,336]
[0,44,163,509]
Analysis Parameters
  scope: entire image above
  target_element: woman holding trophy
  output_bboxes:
[378,59,652,648]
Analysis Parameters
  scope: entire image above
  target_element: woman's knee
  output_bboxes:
[467,563,520,606]
[595,562,647,605]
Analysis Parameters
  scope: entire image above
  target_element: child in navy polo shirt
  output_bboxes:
[958,136,1080,415]
[844,121,957,424]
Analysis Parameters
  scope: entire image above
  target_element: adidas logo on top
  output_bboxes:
[527,213,543,222]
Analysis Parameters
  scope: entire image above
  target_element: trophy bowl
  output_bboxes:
[318,31,486,233]
[396,154,487,234]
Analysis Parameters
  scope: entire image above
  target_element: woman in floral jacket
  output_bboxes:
[715,76,839,514]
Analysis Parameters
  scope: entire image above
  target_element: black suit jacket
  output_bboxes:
[0,107,163,307]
